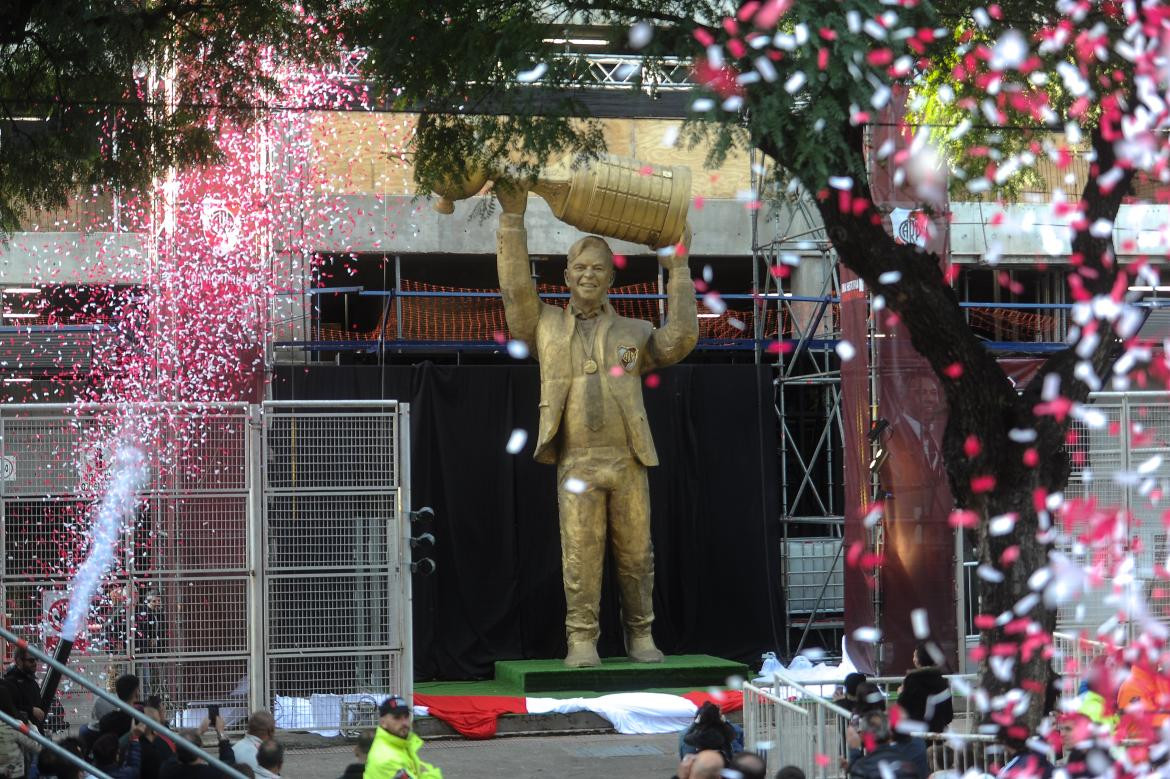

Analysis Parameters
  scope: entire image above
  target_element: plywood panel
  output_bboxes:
[311,112,417,195]
[630,119,754,199]
[600,119,635,158]
[309,113,765,199]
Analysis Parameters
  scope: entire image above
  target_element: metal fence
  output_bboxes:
[744,666,985,777]
[1063,392,1170,634]
[263,402,410,732]
[0,401,410,732]
[745,672,996,778]
[1051,631,1109,697]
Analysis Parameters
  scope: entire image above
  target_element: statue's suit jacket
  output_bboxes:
[497,213,698,467]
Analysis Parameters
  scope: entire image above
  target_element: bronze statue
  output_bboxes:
[428,154,698,667]
[492,173,697,668]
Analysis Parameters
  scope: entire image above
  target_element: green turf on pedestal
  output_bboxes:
[493,654,748,694]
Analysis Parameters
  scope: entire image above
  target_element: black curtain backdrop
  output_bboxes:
[274,363,782,680]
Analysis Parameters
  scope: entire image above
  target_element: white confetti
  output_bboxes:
[516,63,548,83]
[628,21,653,49]
[910,608,930,640]
[836,340,857,362]
[564,477,587,494]
[988,513,1017,536]
[505,429,528,454]
[507,340,529,359]
[852,626,882,643]
[989,29,1029,70]
[977,564,1005,583]
[878,271,902,285]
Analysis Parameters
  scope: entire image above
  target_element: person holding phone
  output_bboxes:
[158,711,236,779]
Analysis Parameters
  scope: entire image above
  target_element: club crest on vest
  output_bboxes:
[618,345,639,372]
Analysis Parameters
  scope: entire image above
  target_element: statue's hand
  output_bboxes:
[657,223,692,269]
[495,180,529,216]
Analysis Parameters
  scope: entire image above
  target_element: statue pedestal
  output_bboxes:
[494,654,748,694]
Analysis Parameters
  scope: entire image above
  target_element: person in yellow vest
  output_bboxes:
[364,696,441,779]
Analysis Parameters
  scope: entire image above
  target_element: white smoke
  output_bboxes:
[60,444,149,642]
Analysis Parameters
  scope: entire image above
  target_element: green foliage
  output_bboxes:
[0,0,335,233]
[358,0,941,198]
[354,0,718,192]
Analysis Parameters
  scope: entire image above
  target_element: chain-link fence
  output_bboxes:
[0,401,410,732]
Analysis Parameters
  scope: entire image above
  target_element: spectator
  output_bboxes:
[5,646,45,727]
[0,681,27,778]
[775,767,806,779]
[729,751,767,779]
[338,731,374,779]
[95,675,141,742]
[853,681,887,715]
[363,696,440,779]
[91,722,146,779]
[232,712,275,771]
[121,700,175,779]
[35,736,86,779]
[678,702,738,763]
[995,733,1053,779]
[1076,657,1118,728]
[253,742,282,779]
[158,716,235,779]
[847,711,920,779]
[1054,713,1109,779]
[834,673,868,713]
[688,750,726,779]
[898,644,953,733]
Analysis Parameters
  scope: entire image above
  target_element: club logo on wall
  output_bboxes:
[890,207,926,248]
[200,196,242,255]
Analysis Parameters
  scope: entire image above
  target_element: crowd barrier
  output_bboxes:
[744,668,986,776]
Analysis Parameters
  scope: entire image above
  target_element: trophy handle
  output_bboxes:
[530,179,571,219]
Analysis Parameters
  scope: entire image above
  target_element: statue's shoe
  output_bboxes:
[627,634,664,663]
[565,641,601,668]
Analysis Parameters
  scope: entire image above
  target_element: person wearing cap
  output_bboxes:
[364,696,441,779]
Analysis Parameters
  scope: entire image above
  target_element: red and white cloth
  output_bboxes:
[413,690,743,740]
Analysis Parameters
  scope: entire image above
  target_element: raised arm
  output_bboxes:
[495,184,543,350]
[647,225,698,369]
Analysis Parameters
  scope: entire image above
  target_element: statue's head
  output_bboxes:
[565,235,614,309]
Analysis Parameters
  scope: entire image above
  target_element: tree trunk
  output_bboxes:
[757,121,1132,731]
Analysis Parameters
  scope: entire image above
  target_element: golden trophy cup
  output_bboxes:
[429,154,692,249]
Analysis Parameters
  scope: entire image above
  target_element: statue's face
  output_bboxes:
[565,245,614,307]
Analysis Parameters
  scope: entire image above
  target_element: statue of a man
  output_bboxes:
[495,183,698,667]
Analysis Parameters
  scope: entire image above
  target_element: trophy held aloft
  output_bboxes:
[430,154,691,249]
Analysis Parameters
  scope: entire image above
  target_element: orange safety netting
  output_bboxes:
[315,284,1061,347]
[315,280,783,343]
[966,307,1057,341]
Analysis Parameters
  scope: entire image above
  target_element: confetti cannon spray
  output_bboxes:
[429,154,692,249]
[41,444,149,714]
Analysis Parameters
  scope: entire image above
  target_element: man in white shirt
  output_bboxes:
[232,710,275,770]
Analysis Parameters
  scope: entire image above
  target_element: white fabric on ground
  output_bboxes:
[526,692,698,734]
[273,692,395,737]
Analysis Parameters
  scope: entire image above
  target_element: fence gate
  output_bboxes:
[0,401,410,733]
[0,403,255,724]
[261,400,411,732]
